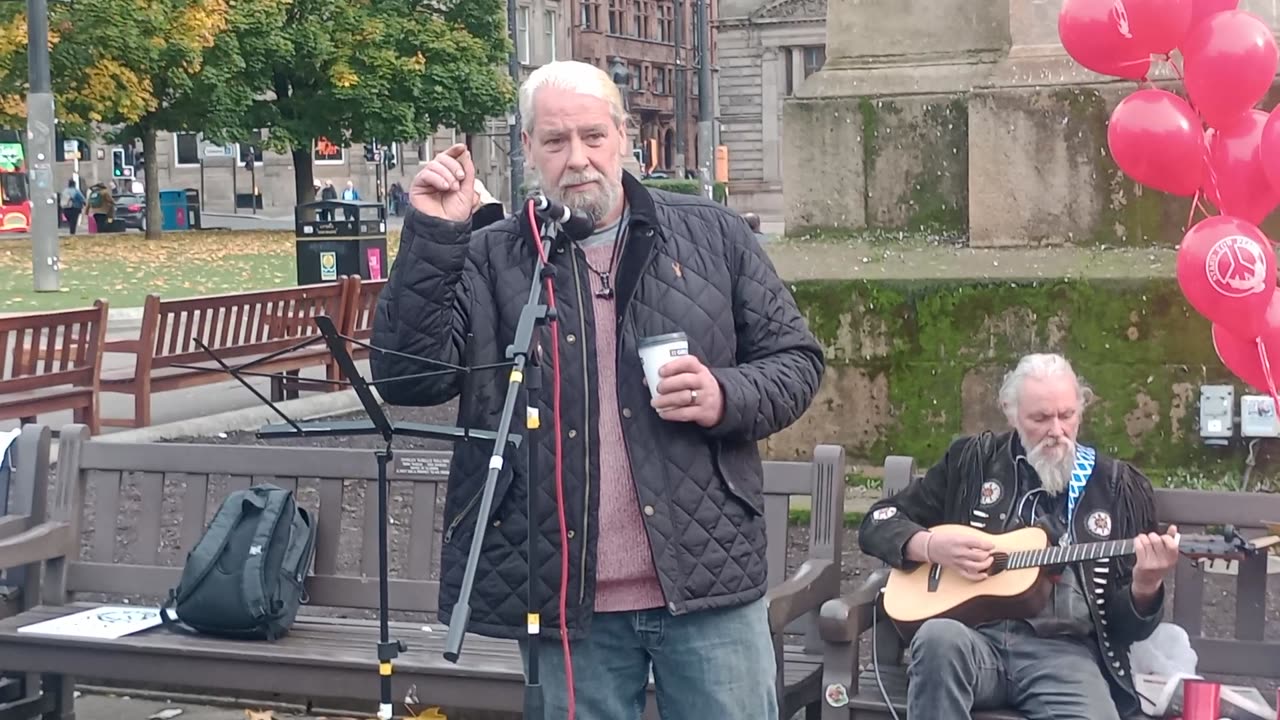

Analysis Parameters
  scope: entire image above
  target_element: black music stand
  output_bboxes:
[177,254,558,719]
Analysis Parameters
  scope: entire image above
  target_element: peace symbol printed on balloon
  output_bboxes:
[95,608,158,625]
[1205,235,1270,298]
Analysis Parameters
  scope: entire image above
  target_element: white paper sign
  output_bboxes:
[18,606,162,640]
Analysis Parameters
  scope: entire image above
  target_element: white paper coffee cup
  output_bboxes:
[638,332,689,399]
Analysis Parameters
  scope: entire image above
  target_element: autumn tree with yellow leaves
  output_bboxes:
[243,0,515,205]
[0,0,513,235]
[0,0,290,238]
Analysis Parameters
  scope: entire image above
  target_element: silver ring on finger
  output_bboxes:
[689,389,699,405]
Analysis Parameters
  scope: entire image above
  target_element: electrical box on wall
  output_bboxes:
[1240,395,1280,438]
[1199,385,1235,445]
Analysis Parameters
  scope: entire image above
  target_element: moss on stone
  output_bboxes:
[858,97,879,175]
[793,277,1246,480]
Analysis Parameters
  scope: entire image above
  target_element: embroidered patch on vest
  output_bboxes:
[871,506,897,521]
[979,480,1003,506]
[1086,510,1113,538]
[825,683,850,708]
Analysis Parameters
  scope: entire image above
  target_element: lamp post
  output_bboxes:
[28,0,59,291]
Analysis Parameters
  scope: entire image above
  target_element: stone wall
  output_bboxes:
[784,0,1280,246]
[769,277,1276,489]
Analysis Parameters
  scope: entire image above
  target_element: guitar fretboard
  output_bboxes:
[1005,539,1136,570]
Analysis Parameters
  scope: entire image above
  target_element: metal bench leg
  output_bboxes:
[39,674,72,720]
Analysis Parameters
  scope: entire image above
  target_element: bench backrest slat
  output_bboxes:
[0,302,107,394]
[55,430,845,618]
[143,282,350,368]
[344,279,386,341]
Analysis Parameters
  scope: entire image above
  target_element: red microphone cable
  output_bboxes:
[525,201,576,720]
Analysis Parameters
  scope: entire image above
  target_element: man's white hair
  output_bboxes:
[998,353,1094,424]
[519,60,628,135]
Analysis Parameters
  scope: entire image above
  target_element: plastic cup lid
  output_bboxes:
[637,332,688,349]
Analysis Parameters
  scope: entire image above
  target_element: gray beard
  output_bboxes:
[528,167,623,226]
[1024,435,1074,497]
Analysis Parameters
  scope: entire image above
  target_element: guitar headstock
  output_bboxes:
[1177,527,1255,561]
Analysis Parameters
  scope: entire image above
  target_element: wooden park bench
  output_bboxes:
[99,282,355,429]
[816,455,1280,720]
[0,423,846,719]
[0,302,108,435]
[340,278,385,370]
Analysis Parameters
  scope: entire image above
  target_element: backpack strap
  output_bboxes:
[161,487,265,629]
[241,485,291,621]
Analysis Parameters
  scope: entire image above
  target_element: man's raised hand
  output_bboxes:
[411,143,477,222]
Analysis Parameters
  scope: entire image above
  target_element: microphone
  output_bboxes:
[529,194,595,241]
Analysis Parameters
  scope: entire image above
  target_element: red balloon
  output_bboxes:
[1190,0,1240,30]
[1177,215,1276,339]
[1107,89,1207,197]
[1182,10,1279,129]
[1205,110,1280,224]
[1058,0,1153,80]
[1213,310,1280,394]
[1124,0,1194,55]
[1259,106,1280,197]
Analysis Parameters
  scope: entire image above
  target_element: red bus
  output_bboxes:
[0,134,31,233]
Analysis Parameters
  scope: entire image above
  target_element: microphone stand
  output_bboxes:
[444,204,559,720]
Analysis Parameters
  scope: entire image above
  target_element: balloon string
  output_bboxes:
[1258,336,1280,411]
[1186,189,1201,231]
[1166,54,1184,82]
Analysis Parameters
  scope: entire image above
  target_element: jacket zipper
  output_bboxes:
[569,249,592,604]
[443,490,482,544]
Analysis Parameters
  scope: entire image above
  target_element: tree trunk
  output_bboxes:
[142,126,162,240]
[293,146,314,207]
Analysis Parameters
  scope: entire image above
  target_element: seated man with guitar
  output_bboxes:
[859,353,1181,720]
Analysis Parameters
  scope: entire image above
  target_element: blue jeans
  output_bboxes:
[906,618,1120,720]
[520,598,778,720]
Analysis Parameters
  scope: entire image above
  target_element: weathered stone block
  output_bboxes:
[770,277,1252,485]
[782,98,866,232]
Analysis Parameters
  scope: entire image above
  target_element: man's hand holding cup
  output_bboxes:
[640,333,725,428]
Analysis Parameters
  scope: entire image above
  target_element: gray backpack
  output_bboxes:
[162,484,316,640]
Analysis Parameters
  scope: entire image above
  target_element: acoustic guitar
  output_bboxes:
[882,523,1273,636]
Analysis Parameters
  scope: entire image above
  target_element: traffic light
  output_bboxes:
[385,144,397,170]
[364,141,378,162]
[112,148,125,177]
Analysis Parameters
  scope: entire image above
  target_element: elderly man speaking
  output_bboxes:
[371,60,824,719]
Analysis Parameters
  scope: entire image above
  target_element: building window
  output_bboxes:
[544,9,558,61]
[803,46,826,77]
[608,0,621,34]
[655,65,667,94]
[632,2,642,38]
[173,132,200,167]
[581,0,600,29]
[517,6,531,64]
[314,136,345,165]
[629,63,642,91]
[658,2,673,43]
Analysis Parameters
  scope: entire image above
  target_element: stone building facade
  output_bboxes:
[572,0,718,175]
[715,0,824,217]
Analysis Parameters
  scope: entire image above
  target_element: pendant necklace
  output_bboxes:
[582,205,628,300]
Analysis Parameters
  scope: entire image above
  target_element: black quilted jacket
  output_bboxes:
[371,173,824,639]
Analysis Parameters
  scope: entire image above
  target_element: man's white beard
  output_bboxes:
[529,167,623,226]
[1023,434,1075,496]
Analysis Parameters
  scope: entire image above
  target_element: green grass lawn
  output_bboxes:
[1,230,403,313]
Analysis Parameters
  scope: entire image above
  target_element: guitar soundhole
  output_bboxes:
[989,552,1010,576]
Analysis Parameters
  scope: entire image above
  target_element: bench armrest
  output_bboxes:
[0,520,73,571]
[818,569,888,643]
[765,558,839,634]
